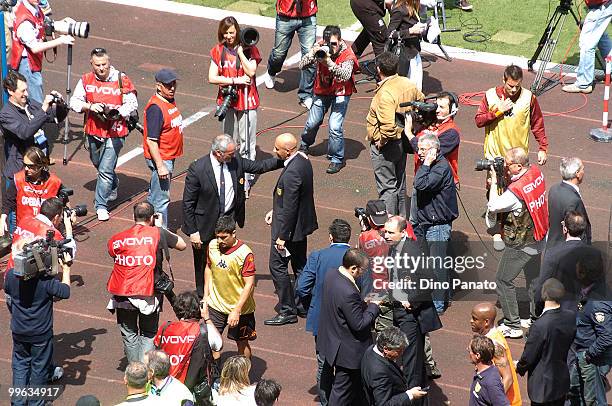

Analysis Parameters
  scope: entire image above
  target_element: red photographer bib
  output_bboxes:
[143,95,183,160]
[154,321,201,383]
[276,0,317,18]
[210,44,261,111]
[313,43,358,97]
[507,165,549,241]
[10,3,45,72]
[107,224,160,297]
[14,170,62,223]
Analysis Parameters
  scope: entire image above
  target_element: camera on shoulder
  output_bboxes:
[13,230,73,280]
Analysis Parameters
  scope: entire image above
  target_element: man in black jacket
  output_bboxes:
[516,278,576,406]
[362,326,427,406]
[546,157,591,248]
[182,134,283,299]
[0,70,65,232]
[264,133,318,326]
[317,249,380,406]
[413,133,458,315]
[383,215,442,404]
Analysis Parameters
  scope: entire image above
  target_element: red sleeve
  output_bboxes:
[210,45,221,67]
[120,74,136,94]
[530,96,548,151]
[249,46,262,65]
[241,253,256,277]
[474,92,500,128]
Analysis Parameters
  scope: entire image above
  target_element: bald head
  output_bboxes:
[274,133,298,160]
[470,303,497,334]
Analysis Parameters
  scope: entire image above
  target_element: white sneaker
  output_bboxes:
[520,318,533,329]
[493,234,505,251]
[264,73,276,89]
[502,328,524,339]
[108,188,118,202]
[300,97,313,110]
[96,208,110,221]
[51,366,64,382]
[485,209,497,229]
[497,323,511,333]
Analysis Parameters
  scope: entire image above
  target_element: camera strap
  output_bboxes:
[155,321,172,350]
[158,227,175,282]
[221,46,241,76]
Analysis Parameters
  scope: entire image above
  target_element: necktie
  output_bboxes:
[219,163,225,215]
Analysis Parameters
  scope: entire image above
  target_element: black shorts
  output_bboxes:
[208,307,257,342]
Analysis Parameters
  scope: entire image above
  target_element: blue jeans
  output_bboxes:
[567,351,607,405]
[575,3,612,88]
[12,338,53,406]
[18,57,43,104]
[300,95,350,164]
[116,308,159,363]
[268,15,316,102]
[418,223,452,313]
[145,158,174,227]
[88,136,124,210]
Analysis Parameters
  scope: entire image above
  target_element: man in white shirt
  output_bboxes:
[145,350,194,406]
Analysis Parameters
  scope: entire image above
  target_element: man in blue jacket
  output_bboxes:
[413,133,458,315]
[296,218,352,406]
[5,240,72,405]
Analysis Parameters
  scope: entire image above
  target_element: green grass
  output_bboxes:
[178,0,610,64]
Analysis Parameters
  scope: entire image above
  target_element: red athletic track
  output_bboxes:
[0,1,611,404]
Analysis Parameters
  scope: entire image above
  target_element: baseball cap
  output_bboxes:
[365,200,388,226]
[155,68,178,84]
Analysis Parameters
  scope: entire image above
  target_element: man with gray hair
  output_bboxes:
[413,133,458,316]
[144,350,194,405]
[182,134,284,298]
[547,157,591,248]
[361,326,427,405]
[116,361,162,405]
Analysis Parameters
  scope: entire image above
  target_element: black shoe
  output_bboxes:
[298,310,308,319]
[326,162,345,174]
[264,314,298,326]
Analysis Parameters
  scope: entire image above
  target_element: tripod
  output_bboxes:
[62,44,73,165]
[528,1,604,95]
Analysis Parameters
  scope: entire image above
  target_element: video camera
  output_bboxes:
[398,101,438,129]
[44,16,90,39]
[214,86,238,121]
[57,188,88,218]
[13,230,73,280]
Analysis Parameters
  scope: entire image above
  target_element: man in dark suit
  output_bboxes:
[516,278,577,406]
[264,133,318,326]
[296,218,352,406]
[317,249,381,406]
[361,326,427,406]
[535,211,598,314]
[383,216,442,405]
[182,134,283,298]
[547,157,591,248]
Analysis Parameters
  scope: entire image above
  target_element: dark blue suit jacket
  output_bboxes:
[296,243,351,336]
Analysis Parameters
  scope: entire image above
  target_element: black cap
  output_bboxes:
[155,68,178,84]
[76,395,101,406]
[365,200,388,226]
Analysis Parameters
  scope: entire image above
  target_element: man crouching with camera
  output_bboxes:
[4,198,74,401]
[106,202,186,364]
[70,47,139,222]
[487,147,549,339]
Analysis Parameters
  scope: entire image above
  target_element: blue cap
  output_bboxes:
[155,68,178,84]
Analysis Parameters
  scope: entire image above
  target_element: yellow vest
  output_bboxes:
[487,328,522,406]
[484,87,532,159]
[207,240,256,315]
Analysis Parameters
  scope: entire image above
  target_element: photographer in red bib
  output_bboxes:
[487,147,549,339]
[209,16,262,195]
[70,47,138,222]
[107,202,186,364]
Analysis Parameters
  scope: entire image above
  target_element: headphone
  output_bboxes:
[437,91,459,118]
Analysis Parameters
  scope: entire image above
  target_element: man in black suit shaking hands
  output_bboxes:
[264,133,318,326]
[182,134,283,299]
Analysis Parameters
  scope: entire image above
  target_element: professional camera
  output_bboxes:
[240,27,259,47]
[214,85,238,121]
[95,104,122,122]
[315,45,330,59]
[398,100,438,128]
[354,207,371,231]
[127,110,144,134]
[475,156,506,190]
[13,230,73,280]
[44,16,90,39]
[57,188,88,217]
